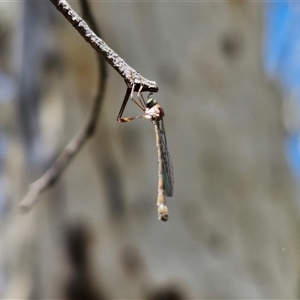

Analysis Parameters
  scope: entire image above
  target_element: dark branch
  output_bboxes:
[48,0,158,93]
[20,0,108,210]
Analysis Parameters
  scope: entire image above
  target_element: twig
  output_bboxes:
[20,0,108,211]
[48,0,158,93]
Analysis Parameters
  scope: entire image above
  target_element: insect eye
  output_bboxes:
[146,98,155,108]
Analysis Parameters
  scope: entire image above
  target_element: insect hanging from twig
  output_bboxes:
[116,81,174,221]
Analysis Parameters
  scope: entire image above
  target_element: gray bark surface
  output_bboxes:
[3,2,300,299]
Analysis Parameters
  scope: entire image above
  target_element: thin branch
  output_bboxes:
[20,0,108,211]
[48,0,158,93]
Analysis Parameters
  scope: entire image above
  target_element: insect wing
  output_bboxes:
[158,120,174,197]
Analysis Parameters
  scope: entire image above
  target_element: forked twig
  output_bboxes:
[20,0,109,210]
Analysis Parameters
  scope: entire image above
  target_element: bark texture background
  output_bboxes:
[2,1,300,299]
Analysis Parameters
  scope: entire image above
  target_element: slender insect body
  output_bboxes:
[117,83,174,222]
[154,121,169,221]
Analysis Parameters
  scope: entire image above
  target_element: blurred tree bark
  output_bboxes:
[4,1,300,299]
